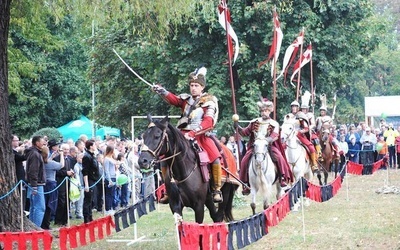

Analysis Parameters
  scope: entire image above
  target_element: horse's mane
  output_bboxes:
[165,122,193,157]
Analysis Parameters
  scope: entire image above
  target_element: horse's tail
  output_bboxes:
[223,183,236,222]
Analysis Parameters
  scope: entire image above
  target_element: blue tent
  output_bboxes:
[57,115,93,142]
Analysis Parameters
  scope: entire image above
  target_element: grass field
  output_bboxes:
[70,168,400,249]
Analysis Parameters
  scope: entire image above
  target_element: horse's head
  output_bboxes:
[320,129,330,142]
[138,114,169,170]
[253,135,270,165]
[280,120,297,144]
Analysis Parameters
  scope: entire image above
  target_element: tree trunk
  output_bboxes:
[0,0,37,232]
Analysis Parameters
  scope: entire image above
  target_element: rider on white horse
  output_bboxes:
[300,91,323,160]
[235,98,294,195]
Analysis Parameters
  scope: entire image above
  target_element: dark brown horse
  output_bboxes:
[317,130,340,185]
[138,115,238,223]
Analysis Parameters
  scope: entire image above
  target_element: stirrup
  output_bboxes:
[213,190,223,203]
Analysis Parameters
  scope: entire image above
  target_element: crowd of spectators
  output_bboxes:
[12,133,156,229]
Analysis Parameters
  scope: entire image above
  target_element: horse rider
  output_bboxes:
[235,98,294,195]
[315,104,341,157]
[283,100,300,122]
[153,66,223,203]
[294,111,319,173]
[300,93,323,160]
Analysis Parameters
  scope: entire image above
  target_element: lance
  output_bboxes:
[112,49,153,88]
[332,91,337,120]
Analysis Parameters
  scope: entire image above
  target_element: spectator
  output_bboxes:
[383,123,399,168]
[348,137,360,163]
[103,146,117,215]
[41,146,63,230]
[376,135,388,169]
[359,127,377,166]
[25,135,46,227]
[75,139,85,153]
[117,153,131,208]
[338,134,348,167]
[220,136,227,145]
[345,124,361,146]
[82,139,100,223]
[396,127,400,169]
[126,142,141,202]
[94,153,105,212]
[12,134,27,210]
[54,143,74,226]
[73,153,84,219]
[226,136,239,161]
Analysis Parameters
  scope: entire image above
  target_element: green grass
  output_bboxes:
[51,169,400,249]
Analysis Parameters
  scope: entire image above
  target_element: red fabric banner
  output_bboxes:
[306,182,322,202]
[347,161,363,175]
[59,215,115,250]
[155,183,166,202]
[179,222,228,250]
[0,231,52,250]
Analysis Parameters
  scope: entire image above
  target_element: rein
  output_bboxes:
[141,126,197,185]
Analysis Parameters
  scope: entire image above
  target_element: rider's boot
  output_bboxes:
[315,143,323,161]
[211,163,223,203]
[310,152,319,174]
[159,166,169,204]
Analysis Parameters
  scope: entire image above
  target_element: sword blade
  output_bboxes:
[112,49,153,88]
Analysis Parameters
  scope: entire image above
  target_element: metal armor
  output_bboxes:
[180,93,218,131]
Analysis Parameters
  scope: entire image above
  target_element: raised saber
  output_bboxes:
[112,49,153,88]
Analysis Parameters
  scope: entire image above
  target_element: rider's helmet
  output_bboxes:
[290,100,300,107]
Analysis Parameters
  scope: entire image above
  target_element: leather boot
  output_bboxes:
[211,163,223,203]
[310,152,319,173]
[159,166,169,204]
[315,144,323,161]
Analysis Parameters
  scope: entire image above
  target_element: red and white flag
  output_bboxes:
[290,43,312,87]
[259,10,283,77]
[218,2,239,64]
[276,30,304,81]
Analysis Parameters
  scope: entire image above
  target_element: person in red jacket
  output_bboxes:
[395,130,400,169]
[153,66,223,203]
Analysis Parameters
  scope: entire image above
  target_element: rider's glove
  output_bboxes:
[252,120,260,132]
[152,84,168,95]
[184,131,196,140]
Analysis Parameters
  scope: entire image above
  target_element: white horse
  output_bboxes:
[281,120,312,210]
[249,133,282,215]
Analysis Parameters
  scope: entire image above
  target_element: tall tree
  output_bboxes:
[0,0,37,231]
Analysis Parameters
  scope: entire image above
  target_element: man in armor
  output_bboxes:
[235,98,293,195]
[284,100,300,122]
[315,100,340,157]
[295,111,319,173]
[153,67,223,203]
[300,91,323,159]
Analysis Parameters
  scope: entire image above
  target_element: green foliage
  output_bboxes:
[32,127,62,141]
[7,0,398,138]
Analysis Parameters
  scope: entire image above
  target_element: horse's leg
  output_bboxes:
[250,188,257,215]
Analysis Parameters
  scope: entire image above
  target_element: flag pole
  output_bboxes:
[309,42,315,114]
[296,28,305,102]
[222,0,237,115]
[272,7,278,120]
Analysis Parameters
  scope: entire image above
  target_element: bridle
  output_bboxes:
[140,123,197,184]
[282,123,298,149]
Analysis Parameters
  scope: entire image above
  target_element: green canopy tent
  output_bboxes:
[96,126,121,140]
[58,115,121,142]
[57,115,93,142]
